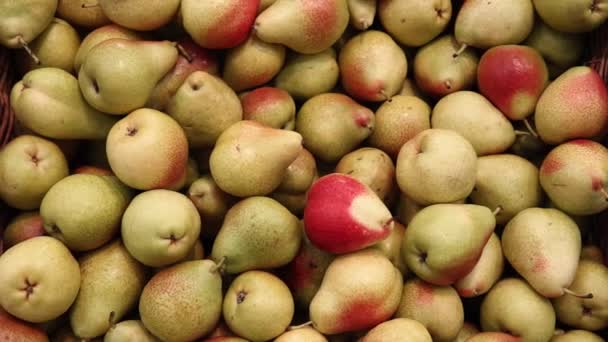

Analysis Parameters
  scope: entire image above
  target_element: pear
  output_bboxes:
[431,91,516,156]
[0,236,80,323]
[347,0,376,30]
[209,120,303,197]
[0,135,68,210]
[413,35,479,98]
[539,139,608,216]
[395,278,464,342]
[57,0,110,28]
[188,175,236,239]
[470,154,543,225]
[275,148,318,194]
[398,78,428,99]
[379,0,451,47]
[454,0,534,49]
[210,196,301,274]
[106,108,189,191]
[551,330,605,342]
[275,49,340,100]
[552,260,608,331]
[532,0,608,33]
[480,278,556,341]
[166,71,243,148]
[0,308,49,342]
[339,30,407,102]
[223,34,286,92]
[454,233,504,297]
[453,322,480,342]
[395,129,478,205]
[397,193,426,225]
[275,326,328,342]
[581,245,604,263]
[0,0,57,49]
[370,221,408,275]
[260,0,277,12]
[74,24,143,73]
[3,211,45,249]
[139,260,223,342]
[296,93,374,163]
[402,204,496,285]
[79,39,178,114]
[535,66,608,145]
[69,240,147,339]
[255,0,349,54]
[272,192,310,216]
[467,332,522,342]
[181,0,259,49]
[104,320,158,342]
[309,250,403,335]
[10,68,118,139]
[98,0,180,31]
[360,318,432,342]
[40,174,132,252]
[240,87,296,130]
[223,271,294,341]
[73,165,113,176]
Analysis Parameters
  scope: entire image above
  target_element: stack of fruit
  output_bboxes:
[1,0,608,341]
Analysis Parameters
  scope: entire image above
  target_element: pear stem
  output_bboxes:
[563,288,593,299]
[599,187,608,201]
[17,36,40,65]
[492,206,503,216]
[81,1,99,8]
[288,321,313,330]
[176,43,193,63]
[210,256,227,274]
[514,130,531,136]
[523,118,539,138]
[452,43,468,58]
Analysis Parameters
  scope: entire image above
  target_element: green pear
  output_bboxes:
[532,0,608,33]
[139,260,223,342]
[69,240,147,339]
[210,196,301,274]
[122,190,201,267]
[552,260,608,331]
[209,120,303,197]
[166,71,243,148]
[0,0,57,49]
[347,0,376,30]
[551,330,605,342]
[56,0,110,29]
[74,24,143,73]
[223,271,294,341]
[360,318,432,342]
[104,320,158,342]
[402,204,496,286]
[10,68,118,139]
[452,322,480,342]
[272,191,309,216]
[187,174,237,239]
[3,211,45,249]
[275,48,340,100]
[0,135,68,210]
[98,0,180,31]
[481,278,556,341]
[40,174,133,252]
[79,38,178,114]
[395,278,464,342]
[370,221,408,275]
[379,0,451,47]
[454,233,504,297]
[275,148,318,195]
[0,236,80,323]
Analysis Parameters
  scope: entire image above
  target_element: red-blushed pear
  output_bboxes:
[72,165,113,176]
[240,87,296,130]
[309,249,403,335]
[539,140,608,216]
[181,0,260,49]
[454,233,504,298]
[303,173,394,254]
[347,0,376,30]
[3,211,45,249]
[477,45,549,121]
[535,66,608,145]
[0,308,49,342]
[467,332,523,342]
[360,318,432,342]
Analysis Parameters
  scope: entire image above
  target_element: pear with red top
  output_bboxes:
[455,233,504,298]
[240,87,296,130]
[0,308,48,342]
[477,45,549,121]
[2,212,45,249]
[303,173,394,254]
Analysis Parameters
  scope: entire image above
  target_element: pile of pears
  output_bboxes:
[2,0,608,341]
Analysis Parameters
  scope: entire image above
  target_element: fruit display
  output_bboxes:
[2,0,608,341]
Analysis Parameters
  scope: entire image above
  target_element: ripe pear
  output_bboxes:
[275,147,318,195]
[188,175,236,238]
[378,0,451,47]
[11,68,118,139]
[539,139,608,216]
[79,39,178,114]
[360,318,432,342]
[368,95,431,158]
[181,0,259,49]
[431,91,516,156]
[481,278,556,341]
[3,211,45,249]
[255,0,349,54]
[139,260,223,342]
[240,87,296,130]
[347,0,376,30]
[223,271,294,341]
[396,193,426,225]
[106,108,189,191]
[104,320,158,342]
[210,196,301,274]
[0,135,68,210]
[0,236,80,323]
[395,129,478,205]
[74,24,143,73]
[467,332,522,342]
[309,250,403,335]
[532,0,608,33]
[413,35,479,98]
[275,326,328,342]
[296,93,374,163]
[57,0,110,28]
[535,66,608,145]
[275,48,340,100]
[339,30,407,102]
[551,330,605,342]
[166,71,243,148]
[209,120,303,197]
[272,191,310,216]
[402,204,496,285]
[453,322,480,342]
[40,174,132,252]
[98,0,180,31]
[69,240,147,339]
[395,278,464,341]
[0,0,57,49]
[0,308,49,342]
[454,0,534,49]
[552,260,608,331]
[398,78,428,99]
[454,233,504,297]
[223,35,286,92]
[370,221,408,275]
[470,154,543,225]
